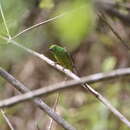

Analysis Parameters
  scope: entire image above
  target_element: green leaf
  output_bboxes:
[39,0,54,9]
[53,0,95,50]
[102,56,117,72]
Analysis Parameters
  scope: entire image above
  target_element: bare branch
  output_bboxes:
[11,13,65,40]
[11,6,84,40]
[97,13,130,49]
[0,68,130,107]
[0,35,129,127]
[1,109,15,130]
[47,93,60,130]
[95,0,130,25]
[0,67,76,130]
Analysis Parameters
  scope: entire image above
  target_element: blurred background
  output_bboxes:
[0,0,130,129]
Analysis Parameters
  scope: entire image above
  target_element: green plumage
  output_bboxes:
[49,44,73,71]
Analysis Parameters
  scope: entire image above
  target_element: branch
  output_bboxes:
[0,67,76,130]
[0,36,130,127]
[11,13,65,39]
[0,68,130,107]
[1,109,15,130]
[95,0,130,25]
[97,13,130,49]
[11,6,83,40]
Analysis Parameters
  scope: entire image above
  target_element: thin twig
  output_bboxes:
[95,0,130,25]
[11,13,65,39]
[35,121,40,130]
[48,78,67,130]
[0,67,76,130]
[0,3,11,39]
[47,93,60,130]
[1,109,15,130]
[11,5,85,40]
[97,13,130,49]
[0,36,130,128]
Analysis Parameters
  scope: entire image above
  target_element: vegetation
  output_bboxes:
[0,0,130,130]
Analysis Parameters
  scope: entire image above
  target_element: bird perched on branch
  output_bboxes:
[49,44,74,71]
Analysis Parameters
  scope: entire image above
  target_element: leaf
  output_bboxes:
[39,0,54,9]
[53,0,95,50]
[102,56,117,72]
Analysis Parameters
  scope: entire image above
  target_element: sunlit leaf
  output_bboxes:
[53,0,95,50]
[102,56,117,72]
[39,0,54,9]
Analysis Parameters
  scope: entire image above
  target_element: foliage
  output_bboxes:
[53,0,95,50]
[39,0,54,9]
[0,0,130,130]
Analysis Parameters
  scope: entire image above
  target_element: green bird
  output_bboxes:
[49,44,76,128]
[49,44,74,71]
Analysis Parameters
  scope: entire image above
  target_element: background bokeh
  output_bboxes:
[0,0,130,130]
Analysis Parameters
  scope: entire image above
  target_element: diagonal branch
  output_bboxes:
[11,6,84,40]
[0,68,130,107]
[97,13,130,49]
[95,0,130,25]
[0,67,76,130]
[11,13,65,40]
[1,109,15,130]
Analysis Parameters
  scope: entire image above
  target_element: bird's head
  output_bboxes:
[49,44,60,53]
[49,44,56,51]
